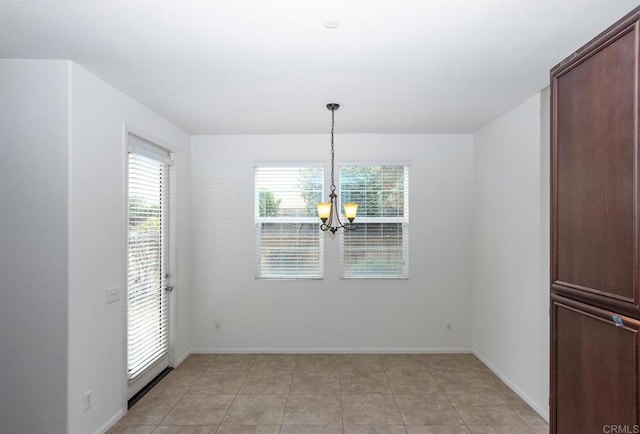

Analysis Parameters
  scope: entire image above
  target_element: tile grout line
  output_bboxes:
[429,364,470,432]
[339,354,344,433]
[279,354,297,431]
[201,353,223,434]
[383,365,407,430]
[154,361,208,429]
[150,355,213,429]
[217,353,255,431]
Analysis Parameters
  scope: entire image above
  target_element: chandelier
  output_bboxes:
[317,103,358,234]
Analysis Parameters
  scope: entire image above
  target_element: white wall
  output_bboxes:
[190,134,474,352]
[0,59,70,434]
[67,63,191,434]
[472,90,550,419]
[0,57,551,432]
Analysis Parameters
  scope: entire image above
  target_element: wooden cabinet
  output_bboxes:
[551,6,640,433]
[551,9,640,316]
[551,295,640,433]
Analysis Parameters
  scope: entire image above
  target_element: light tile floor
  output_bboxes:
[108,353,549,434]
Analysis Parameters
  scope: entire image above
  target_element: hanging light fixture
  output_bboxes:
[317,103,358,234]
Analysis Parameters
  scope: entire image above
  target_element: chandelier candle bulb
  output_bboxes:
[317,202,332,221]
[343,203,358,222]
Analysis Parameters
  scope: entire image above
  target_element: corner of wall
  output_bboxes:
[0,58,71,434]
[470,90,549,420]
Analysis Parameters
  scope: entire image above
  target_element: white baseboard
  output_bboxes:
[95,408,124,434]
[473,349,549,422]
[173,349,191,367]
[188,347,472,354]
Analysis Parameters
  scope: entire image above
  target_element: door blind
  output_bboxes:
[127,143,171,381]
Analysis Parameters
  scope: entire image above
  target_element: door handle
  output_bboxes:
[612,315,624,327]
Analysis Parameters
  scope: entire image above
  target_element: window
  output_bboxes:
[340,165,409,278]
[255,165,324,279]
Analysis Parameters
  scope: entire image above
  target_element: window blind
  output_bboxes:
[255,166,324,279]
[127,145,170,381]
[340,165,409,279]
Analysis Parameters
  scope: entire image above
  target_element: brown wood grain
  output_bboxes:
[555,26,637,304]
[550,6,640,433]
[551,8,640,315]
[551,295,640,434]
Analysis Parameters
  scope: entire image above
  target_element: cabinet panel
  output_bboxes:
[551,295,640,433]
[551,19,640,313]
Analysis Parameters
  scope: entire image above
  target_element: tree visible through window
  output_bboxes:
[340,165,409,278]
[255,166,324,279]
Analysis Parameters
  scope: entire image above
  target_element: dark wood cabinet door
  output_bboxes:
[551,14,640,315]
[551,295,640,434]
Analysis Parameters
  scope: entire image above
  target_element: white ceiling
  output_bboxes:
[0,0,638,134]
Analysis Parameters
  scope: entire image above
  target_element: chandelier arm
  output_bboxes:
[331,193,344,231]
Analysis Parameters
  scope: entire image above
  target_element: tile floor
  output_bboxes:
[108,353,548,434]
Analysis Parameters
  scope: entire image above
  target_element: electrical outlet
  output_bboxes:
[106,286,120,304]
[446,320,453,331]
[214,320,222,331]
[82,391,92,411]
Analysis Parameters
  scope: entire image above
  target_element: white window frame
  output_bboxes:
[339,163,409,279]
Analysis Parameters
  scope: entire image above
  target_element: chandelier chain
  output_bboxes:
[330,107,336,192]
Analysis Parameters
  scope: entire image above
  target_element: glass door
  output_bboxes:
[126,135,172,398]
